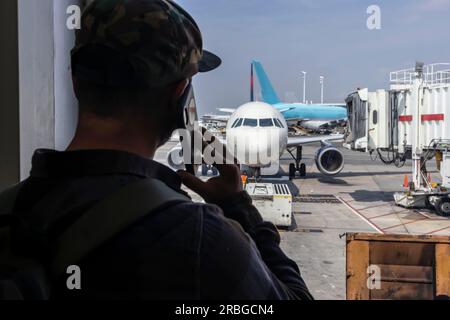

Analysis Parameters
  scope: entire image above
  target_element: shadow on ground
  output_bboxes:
[318,177,349,185]
[349,190,394,203]
[304,171,411,179]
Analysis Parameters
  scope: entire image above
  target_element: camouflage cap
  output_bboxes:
[71,0,221,88]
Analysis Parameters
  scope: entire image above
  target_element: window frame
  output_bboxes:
[259,118,274,127]
[243,118,258,127]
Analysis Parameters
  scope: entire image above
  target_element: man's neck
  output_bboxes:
[67,114,159,159]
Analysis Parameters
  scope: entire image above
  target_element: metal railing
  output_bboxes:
[390,63,450,86]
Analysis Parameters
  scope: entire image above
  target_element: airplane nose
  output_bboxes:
[235,129,278,166]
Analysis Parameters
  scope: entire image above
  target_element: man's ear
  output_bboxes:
[174,79,190,99]
[72,76,80,99]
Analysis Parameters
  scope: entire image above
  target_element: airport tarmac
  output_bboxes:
[155,141,450,300]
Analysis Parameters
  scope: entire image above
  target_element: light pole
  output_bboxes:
[319,76,324,104]
[301,71,307,104]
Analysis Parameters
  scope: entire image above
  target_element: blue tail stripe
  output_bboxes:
[252,60,281,105]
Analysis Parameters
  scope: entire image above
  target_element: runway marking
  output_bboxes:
[415,210,449,221]
[382,217,428,231]
[357,202,395,211]
[337,197,384,234]
[427,226,450,235]
[338,194,450,235]
[369,210,409,220]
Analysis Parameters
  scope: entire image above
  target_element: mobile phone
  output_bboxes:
[176,82,202,175]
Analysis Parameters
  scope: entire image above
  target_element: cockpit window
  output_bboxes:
[243,119,258,127]
[231,119,240,128]
[273,118,282,128]
[233,118,243,128]
[259,118,274,127]
[274,118,284,128]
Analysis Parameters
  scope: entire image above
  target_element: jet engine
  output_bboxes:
[167,144,185,171]
[315,143,345,176]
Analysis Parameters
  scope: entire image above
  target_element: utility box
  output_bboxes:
[346,233,450,300]
[245,183,292,228]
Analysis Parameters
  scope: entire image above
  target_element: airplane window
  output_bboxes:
[231,119,240,128]
[259,118,274,127]
[234,118,243,128]
[273,118,282,128]
[243,119,258,127]
[274,118,284,128]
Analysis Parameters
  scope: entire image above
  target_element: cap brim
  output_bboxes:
[198,50,222,73]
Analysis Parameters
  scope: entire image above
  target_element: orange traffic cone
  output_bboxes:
[403,175,409,188]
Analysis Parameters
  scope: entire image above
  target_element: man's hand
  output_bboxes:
[178,127,243,205]
[177,164,243,205]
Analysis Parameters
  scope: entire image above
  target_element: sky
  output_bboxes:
[176,0,450,115]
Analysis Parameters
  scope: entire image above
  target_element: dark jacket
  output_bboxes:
[5,149,313,300]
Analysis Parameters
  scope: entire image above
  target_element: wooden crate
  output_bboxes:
[346,233,450,300]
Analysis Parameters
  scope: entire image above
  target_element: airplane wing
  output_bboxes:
[287,134,344,148]
[319,103,346,107]
[201,114,230,123]
[286,118,307,124]
[323,118,347,125]
[287,118,347,131]
[217,108,236,114]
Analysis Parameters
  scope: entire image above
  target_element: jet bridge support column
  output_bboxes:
[411,63,425,191]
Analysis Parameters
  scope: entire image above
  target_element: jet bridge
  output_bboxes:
[344,62,450,216]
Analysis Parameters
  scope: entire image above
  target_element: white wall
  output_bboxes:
[54,0,79,150]
[18,0,56,179]
[17,0,80,180]
[0,0,80,189]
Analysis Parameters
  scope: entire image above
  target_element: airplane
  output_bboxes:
[208,61,348,132]
[251,60,348,131]
[168,101,345,179]
[251,60,347,130]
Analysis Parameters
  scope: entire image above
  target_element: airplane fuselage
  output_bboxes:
[275,103,347,122]
[226,102,288,168]
[168,101,345,177]
[251,60,348,130]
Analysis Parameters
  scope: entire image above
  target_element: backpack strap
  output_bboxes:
[51,178,190,276]
[0,183,24,216]
[0,183,25,228]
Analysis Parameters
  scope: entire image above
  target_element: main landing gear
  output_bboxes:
[288,146,307,179]
[201,164,219,177]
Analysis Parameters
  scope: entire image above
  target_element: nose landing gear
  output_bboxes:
[201,164,219,177]
[288,146,307,179]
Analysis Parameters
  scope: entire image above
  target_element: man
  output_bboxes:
[2,0,313,300]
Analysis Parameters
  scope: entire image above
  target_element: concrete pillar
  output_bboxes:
[0,0,79,191]
[18,0,57,180]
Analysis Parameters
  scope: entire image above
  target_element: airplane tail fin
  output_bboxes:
[252,60,281,105]
[250,63,255,102]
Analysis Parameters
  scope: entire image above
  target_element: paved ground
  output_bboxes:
[155,140,450,300]
[286,145,450,237]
